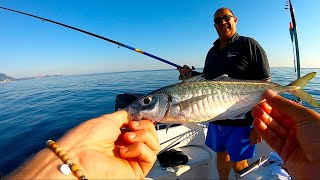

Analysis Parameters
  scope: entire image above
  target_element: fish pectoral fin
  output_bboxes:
[165,124,174,133]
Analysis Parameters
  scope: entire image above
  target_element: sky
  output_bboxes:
[0,0,319,78]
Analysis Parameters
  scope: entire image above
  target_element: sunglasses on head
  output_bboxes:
[214,15,233,24]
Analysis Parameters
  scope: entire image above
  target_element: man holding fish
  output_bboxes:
[178,7,271,179]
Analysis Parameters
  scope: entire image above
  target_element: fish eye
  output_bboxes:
[141,96,152,105]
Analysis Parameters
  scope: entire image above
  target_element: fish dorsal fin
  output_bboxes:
[213,74,229,80]
[211,74,255,83]
[181,74,206,82]
[211,74,237,82]
[181,74,239,83]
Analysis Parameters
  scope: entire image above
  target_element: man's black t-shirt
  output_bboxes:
[203,33,271,126]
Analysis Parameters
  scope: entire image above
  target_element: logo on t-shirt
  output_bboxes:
[227,52,238,58]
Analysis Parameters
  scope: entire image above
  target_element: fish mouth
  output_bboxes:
[125,108,143,121]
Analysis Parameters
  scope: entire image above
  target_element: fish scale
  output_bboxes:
[167,82,265,122]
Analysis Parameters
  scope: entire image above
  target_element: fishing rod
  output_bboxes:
[285,0,301,79]
[289,22,297,74]
[285,0,301,103]
[0,6,182,69]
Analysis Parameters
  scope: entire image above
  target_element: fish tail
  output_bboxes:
[288,72,316,88]
[290,89,320,108]
[287,72,320,108]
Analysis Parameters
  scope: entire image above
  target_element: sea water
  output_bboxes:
[0,67,319,176]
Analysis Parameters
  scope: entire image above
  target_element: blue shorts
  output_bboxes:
[205,123,256,162]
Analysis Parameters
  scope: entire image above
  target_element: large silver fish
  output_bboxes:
[126,72,319,124]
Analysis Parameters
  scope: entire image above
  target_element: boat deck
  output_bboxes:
[146,124,286,179]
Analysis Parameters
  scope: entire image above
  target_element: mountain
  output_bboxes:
[0,73,16,83]
[0,73,63,83]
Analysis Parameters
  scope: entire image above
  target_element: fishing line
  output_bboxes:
[0,6,183,69]
[159,126,205,154]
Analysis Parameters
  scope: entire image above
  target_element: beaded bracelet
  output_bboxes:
[46,140,88,180]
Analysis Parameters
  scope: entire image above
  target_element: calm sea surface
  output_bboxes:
[1,67,320,176]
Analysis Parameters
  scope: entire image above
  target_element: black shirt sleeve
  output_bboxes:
[248,38,271,80]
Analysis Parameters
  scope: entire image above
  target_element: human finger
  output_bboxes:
[101,110,130,129]
[120,142,158,160]
[252,106,289,139]
[258,100,283,120]
[250,136,254,146]
[60,110,129,148]
[183,65,190,69]
[129,120,158,140]
[253,131,262,143]
[180,65,191,73]
[250,131,262,145]
[253,118,284,155]
[124,129,160,152]
[280,128,299,163]
[258,101,272,114]
[120,142,158,175]
[258,99,295,129]
[249,129,256,145]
